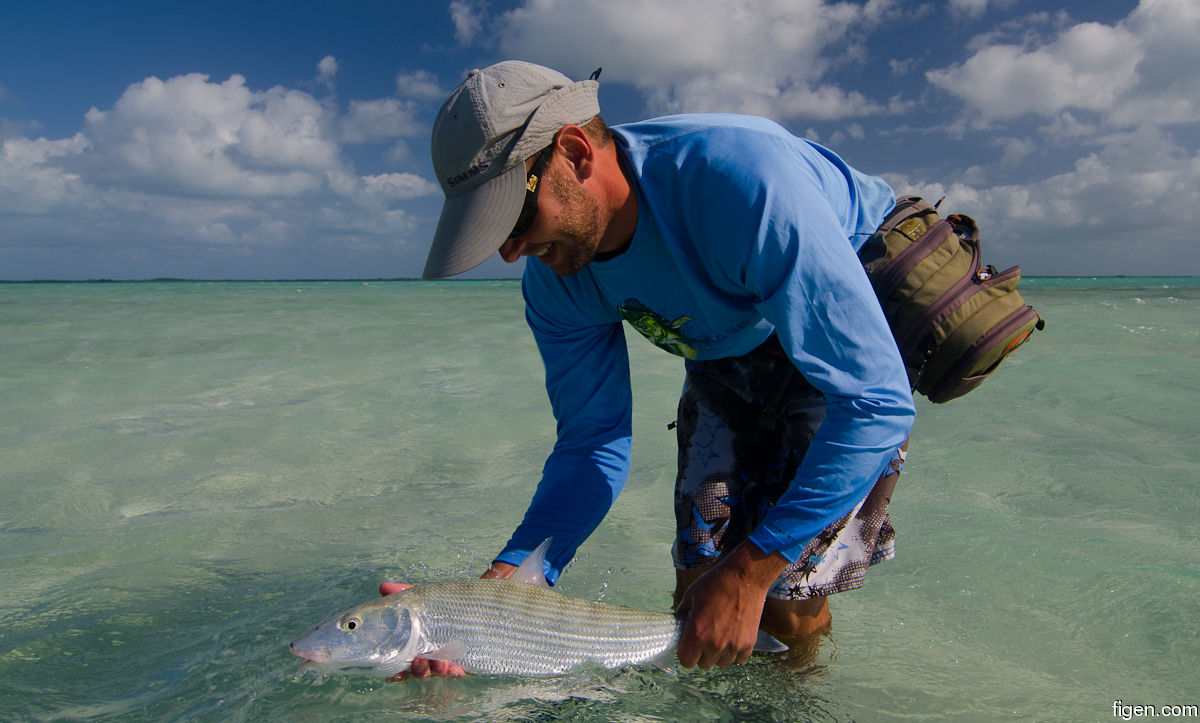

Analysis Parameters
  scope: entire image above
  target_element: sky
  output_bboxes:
[1,0,1197,280]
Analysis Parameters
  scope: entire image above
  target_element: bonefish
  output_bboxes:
[289,540,785,677]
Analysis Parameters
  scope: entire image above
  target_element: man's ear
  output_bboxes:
[554,125,594,180]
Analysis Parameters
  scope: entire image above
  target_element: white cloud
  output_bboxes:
[1,71,441,278]
[317,55,339,90]
[960,10,1067,53]
[0,134,90,214]
[1038,111,1097,143]
[239,219,293,248]
[949,0,989,19]
[360,172,438,201]
[993,136,1035,166]
[449,0,486,45]
[908,0,1200,275]
[318,205,420,238]
[948,0,1017,21]
[886,124,1200,274]
[496,0,899,122]
[322,167,437,204]
[926,21,1142,121]
[1109,0,1200,126]
[928,0,1200,128]
[233,86,340,171]
[83,74,339,197]
[338,97,422,143]
[889,58,917,76]
[826,122,866,146]
[396,69,444,100]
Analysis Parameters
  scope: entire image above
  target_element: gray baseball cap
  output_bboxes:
[422,61,600,279]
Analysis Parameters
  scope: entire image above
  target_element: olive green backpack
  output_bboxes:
[859,195,1044,403]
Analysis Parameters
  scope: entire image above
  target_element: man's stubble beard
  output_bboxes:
[545,166,605,277]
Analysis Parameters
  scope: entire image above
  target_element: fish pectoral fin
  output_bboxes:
[753,630,789,654]
[422,641,467,662]
[509,538,552,588]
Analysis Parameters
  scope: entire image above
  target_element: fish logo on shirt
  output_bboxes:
[618,299,699,359]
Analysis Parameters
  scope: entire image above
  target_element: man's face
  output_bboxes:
[497,156,605,277]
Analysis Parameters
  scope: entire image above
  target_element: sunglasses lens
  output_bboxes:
[510,203,536,238]
[508,148,551,239]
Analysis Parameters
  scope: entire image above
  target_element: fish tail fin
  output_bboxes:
[753,630,789,654]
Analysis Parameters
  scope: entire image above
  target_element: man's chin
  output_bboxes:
[542,243,599,277]
[550,260,590,277]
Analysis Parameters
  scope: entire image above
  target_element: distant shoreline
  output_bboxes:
[0,277,482,283]
[2,275,1197,284]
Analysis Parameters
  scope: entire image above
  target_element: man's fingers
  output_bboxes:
[696,646,732,670]
[388,657,468,681]
[677,608,756,669]
[429,659,467,677]
[677,639,699,669]
[376,583,467,680]
[408,657,431,677]
[381,651,470,682]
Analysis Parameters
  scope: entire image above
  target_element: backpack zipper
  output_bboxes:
[928,304,1043,400]
[896,242,997,357]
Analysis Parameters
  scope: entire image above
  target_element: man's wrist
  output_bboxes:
[719,540,791,591]
[483,561,517,579]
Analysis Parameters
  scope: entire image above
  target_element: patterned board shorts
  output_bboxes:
[673,336,908,601]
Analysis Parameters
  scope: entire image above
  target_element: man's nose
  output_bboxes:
[498,237,522,263]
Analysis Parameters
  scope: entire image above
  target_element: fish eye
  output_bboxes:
[339,615,362,632]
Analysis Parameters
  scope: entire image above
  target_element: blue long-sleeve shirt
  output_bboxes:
[495,114,915,583]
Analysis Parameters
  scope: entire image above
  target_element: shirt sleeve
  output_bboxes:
[676,133,916,562]
[748,204,916,561]
[493,268,633,584]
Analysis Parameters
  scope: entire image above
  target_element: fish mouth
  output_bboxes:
[294,655,396,677]
[289,644,331,664]
[290,645,380,675]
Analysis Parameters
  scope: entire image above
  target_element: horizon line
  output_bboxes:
[3,275,1199,284]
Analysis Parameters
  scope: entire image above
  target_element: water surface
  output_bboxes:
[1,278,1196,720]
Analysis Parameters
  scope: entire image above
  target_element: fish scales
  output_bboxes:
[408,579,682,675]
[288,540,777,678]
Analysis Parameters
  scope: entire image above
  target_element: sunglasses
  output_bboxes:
[508,147,553,239]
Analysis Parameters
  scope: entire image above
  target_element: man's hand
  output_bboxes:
[673,542,790,669]
[378,561,518,680]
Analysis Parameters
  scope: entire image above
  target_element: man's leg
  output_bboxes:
[671,455,901,663]
[671,343,831,659]
[671,340,904,665]
[761,594,832,639]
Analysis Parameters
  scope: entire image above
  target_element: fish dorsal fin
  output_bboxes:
[509,538,552,587]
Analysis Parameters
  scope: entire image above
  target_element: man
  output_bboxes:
[399,60,915,675]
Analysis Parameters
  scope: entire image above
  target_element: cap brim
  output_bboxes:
[422,163,527,279]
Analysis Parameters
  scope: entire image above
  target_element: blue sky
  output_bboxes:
[2,0,1196,280]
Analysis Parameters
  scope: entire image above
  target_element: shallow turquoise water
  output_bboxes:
[0,279,1196,720]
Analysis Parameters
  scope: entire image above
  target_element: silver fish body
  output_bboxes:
[290,540,786,678]
[290,577,682,677]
